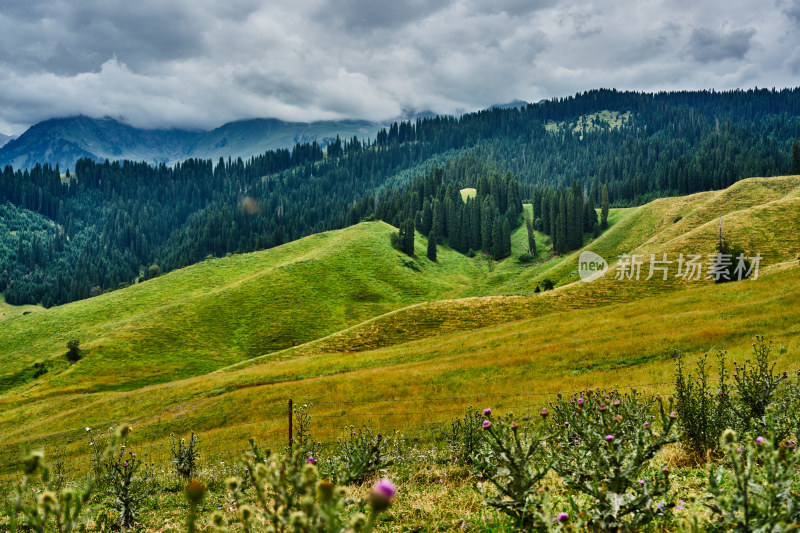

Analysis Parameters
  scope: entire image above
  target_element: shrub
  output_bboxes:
[473,410,552,527]
[8,425,129,533]
[542,278,554,291]
[171,431,199,480]
[292,402,323,462]
[105,446,145,529]
[443,406,483,464]
[65,339,81,363]
[334,426,394,485]
[549,390,678,530]
[518,253,533,263]
[221,444,394,533]
[674,350,734,459]
[705,412,800,529]
[733,335,787,431]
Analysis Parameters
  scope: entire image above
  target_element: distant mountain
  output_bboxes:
[0,133,13,148]
[489,99,530,110]
[0,115,385,171]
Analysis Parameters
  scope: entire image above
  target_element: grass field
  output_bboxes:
[1,175,799,475]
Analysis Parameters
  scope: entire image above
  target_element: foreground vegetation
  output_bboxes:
[3,336,799,532]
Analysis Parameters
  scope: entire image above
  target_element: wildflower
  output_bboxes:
[540,408,549,417]
[184,479,206,505]
[483,408,492,415]
[605,435,614,442]
[482,420,492,429]
[756,436,766,445]
[85,427,90,432]
[370,478,396,512]
[577,398,584,404]
[564,422,569,427]
[557,512,569,523]
[599,404,608,411]
[306,456,316,464]
[669,412,678,419]
[643,422,650,428]
[639,480,645,485]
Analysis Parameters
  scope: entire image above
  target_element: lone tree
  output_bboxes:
[148,264,160,279]
[600,184,609,229]
[65,339,82,363]
[427,230,437,261]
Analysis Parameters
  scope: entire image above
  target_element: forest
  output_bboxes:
[2,87,800,306]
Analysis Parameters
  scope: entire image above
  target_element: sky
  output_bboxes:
[1,0,799,135]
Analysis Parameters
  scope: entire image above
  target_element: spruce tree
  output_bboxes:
[427,230,437,261]
[403,218,415,256]
[502,218,511,258]
[525,213,536,256]
[792,140,800,175]
[492,217,504,258]
[601,184,609,229]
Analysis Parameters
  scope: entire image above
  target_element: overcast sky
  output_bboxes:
[1,0,799,135]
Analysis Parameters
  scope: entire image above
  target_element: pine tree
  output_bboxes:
[403,218,415,256]
[525,213,536,256]
[502,218,511,258]
[601,184,609,229]
[427,230,437,261]
[792,140,800,175]
[481,202,493,253]
[420,199,433,236]
[492,217,504,258]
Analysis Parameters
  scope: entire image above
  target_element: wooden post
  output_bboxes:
[288,398,293,455]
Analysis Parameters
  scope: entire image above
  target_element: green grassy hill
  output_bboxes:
[1,175,799,472]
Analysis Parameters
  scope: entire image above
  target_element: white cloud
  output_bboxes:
[0,0,797,136]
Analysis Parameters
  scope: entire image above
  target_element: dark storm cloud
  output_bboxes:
[0,0,795,136]
[688,27,756,63]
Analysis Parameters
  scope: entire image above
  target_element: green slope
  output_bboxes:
[0,221,482,396]
[1,175,799,469]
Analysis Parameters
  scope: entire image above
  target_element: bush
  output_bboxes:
[674,351,734,459]
[221,443,395,533]
[473,409,552,528]
[542,279,554,291]
[705,413,800,529]
[171,431,199,480]
[443,406,483,464]
[334,426,394,485]
[733,335,787,431]
[549,390,678,530]
[518,253,533,263]
[65,339,81,363]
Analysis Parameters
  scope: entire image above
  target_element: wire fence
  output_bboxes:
[0,379,676,480]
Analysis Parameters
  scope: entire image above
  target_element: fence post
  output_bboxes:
[288,398,293,455]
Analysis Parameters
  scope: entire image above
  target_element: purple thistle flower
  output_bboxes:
[557,512,569,523]
[564,422,569,427]
[306,456,316,464]
[756,436,766,445]
[605,435,614,442]
[643,422,650,428]
[482,420,492,429]
[639,480,645,485]
[577,398,584,405]
[373,478,396,500]
[483,408,491,416]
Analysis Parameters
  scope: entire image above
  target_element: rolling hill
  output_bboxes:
[0,175,799,472]
[0,116,385,170]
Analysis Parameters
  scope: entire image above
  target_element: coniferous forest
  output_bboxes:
[2,88,800,306]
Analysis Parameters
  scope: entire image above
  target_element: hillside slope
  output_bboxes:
[0,221,482,396]
[1,175,799,470]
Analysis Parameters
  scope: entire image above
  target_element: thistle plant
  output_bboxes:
[674,351,734,459]
[334,426,394,485]
[218,443,395,533]
[550,390,678,531]
[6,425,129,533]
[292,403,323,463]
[473,409,553,528]
[705,411,800,531]
[733,335,787,431]
[104,446,144,529]
[170,431,199,480]
[443,405,483,464]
